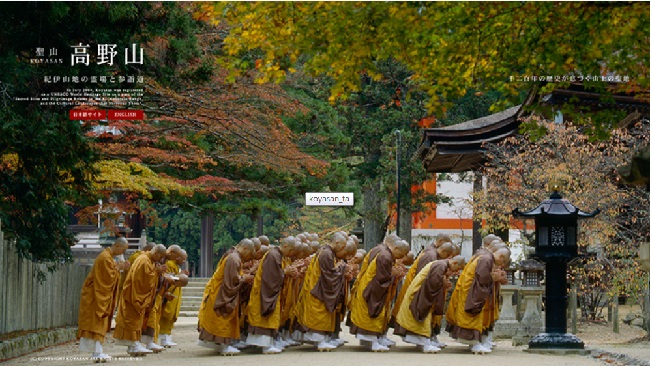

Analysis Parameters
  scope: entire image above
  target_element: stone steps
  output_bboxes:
[178,277,209,317]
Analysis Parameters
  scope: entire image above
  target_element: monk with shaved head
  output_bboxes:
[159,247,188,348]
[349,235,409,351]
[295,232,348,351]
[114,244,167,356]
[446,241,511,355]
[197,239,255,355]
[245,237,296,354]
[391,238,454,347]
[78,237,129,362]
[394,255,466,353]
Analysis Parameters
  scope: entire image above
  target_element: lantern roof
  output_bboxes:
[513,192,600,218]
[518,258,545,271]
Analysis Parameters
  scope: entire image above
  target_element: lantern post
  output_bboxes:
[513,190,599,351]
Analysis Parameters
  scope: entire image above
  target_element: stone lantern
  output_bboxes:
[513,191,599,351]
[519,259,545,287]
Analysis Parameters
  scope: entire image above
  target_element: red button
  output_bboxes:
[108,110,143,120]
[69,110,106,120]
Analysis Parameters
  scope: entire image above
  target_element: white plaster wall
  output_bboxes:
[436,174,474,220]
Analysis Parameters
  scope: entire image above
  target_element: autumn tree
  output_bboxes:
[278,59,456,249]
[0,2,331,266]
[207,1,649,136]
[475,116,650,320]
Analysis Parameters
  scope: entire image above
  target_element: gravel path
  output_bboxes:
[2,317,611,366]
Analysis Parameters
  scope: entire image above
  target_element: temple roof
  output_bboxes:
[419,84,649,173]
[418,105,524,173]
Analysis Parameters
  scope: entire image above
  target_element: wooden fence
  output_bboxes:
[0,223,90,337]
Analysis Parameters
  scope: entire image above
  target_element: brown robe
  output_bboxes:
[198,250,245,344]
[308,246,343,312]
[362,245,393,318]
[215,253,244,315]
[394,260,449,337]
[465,252,494,315]
[415,245,439,273]
[445,250,494,341]
[349,244,394,336]
[246,246,285,336]
[409,260,448,323]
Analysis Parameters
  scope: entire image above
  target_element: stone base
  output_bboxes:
[512,334,532,346]
[524,348,591,356]
[0,327,78,360]
[493,320,520,338]
[528,332,585,350]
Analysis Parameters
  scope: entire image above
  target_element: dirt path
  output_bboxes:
[2,317,614,366]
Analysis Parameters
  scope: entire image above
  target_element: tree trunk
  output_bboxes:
[199,213,215,278]
[399,207,412,245]
[472,172,483,253]
[363,177,385,251]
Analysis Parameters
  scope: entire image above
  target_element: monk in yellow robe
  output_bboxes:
[140,244,182,351]
[288,243,312,342]
[106,241,154,334]
[391,241,453,328]
[238,239,267,345]
[394,256,465,353]
[245,237,295,353]
[110,240,155,318]
[294,233,348,351]
[328,239,358,347]
[480,239,509,350]
[113,244,167,356]
[445,246,510,354]
[349,236,409,352]
[197,239,255,355]
[278,241,306,348]
[78,237,129,362]
[159,249,189,348]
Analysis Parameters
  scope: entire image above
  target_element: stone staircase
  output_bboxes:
[179,277,210,317]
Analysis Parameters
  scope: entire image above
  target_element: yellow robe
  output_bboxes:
[78,248,120,343]
[160,261,182,335]
[396,262,435,337]
[348,252,372,309]
[295,247,342,333]
[350,256,387,334]
[392,246,438,320]
[247,248,284,332]
[198,251,243,342]
[113,250,143,322]
[279,257,294,328]
[445,251,494,341]
[144,277,166,341]
[113,252,157,342]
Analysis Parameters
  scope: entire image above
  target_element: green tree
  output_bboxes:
[208,1,649,135]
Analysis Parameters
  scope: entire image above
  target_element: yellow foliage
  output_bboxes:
[92,160,191,199]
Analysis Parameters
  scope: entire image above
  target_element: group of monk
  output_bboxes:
[195,231,510,356]
[77,230,511,362]
[77,238,190,362]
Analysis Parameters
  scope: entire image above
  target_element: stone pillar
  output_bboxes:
[570,283,578,334]
[513,287,544,345]
[613,293,619,334]
[199,213,214,278]
[494,285,520,338]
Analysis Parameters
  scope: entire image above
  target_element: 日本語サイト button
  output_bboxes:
[69,110,106,120]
